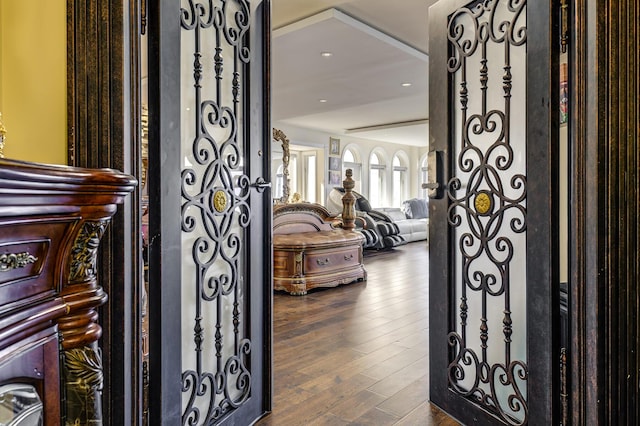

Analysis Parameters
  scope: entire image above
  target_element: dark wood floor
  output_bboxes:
[256,242,460,426]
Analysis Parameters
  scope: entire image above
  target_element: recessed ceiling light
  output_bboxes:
[401,82,412,87]
[319,99,328,103]
[320,52,332,57]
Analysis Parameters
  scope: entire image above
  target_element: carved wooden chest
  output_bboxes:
[273,203,366,295]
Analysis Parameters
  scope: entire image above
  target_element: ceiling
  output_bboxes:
[271,0,440,147]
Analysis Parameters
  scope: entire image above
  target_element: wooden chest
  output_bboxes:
[272,203,366,295]
[273,230,366,295]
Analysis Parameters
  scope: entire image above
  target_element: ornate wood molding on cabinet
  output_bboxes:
[0,159,135,424]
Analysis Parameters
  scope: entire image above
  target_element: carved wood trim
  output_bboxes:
[66,1,143,423]
[341,169,357,231]
[572,0,639,423]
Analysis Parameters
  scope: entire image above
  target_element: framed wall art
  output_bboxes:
[329,137,340,155]
[328,156,341,171]
[329,170,342,186]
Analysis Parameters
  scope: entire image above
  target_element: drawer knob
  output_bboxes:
[316,258,330,266]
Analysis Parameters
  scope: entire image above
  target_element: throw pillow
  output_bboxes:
[409,198,429,219]
[401,200,413,219]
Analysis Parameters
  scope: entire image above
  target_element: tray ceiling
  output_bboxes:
[272,1,438,147]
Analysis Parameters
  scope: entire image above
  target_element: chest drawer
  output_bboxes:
[304,246,360,274]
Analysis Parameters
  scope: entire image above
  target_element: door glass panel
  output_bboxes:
[420,156,429,199]
[447,1,527,423]
[180,1,252,422]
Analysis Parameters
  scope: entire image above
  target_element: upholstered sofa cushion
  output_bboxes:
[381,208,408,222]
[376,207,428,243]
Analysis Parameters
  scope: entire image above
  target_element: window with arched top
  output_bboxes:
[420,154,429,199]
[289,153,298,195]
[369,151,386,207]
[392,153,409,207]
[275,164,284,199]
[303,153,316,203]
[342,147,362,193]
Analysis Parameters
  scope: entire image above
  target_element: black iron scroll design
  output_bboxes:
[446,1,528,425]
[179,1,252,424]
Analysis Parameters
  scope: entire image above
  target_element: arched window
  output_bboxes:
[369,151,385,207]
[275,164,284,199]
[392,153,408,207]
[342,147,362,193]
[303,153,316,203]
[420,154,429,199]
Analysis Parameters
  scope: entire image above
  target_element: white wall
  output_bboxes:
[273,123,429,208]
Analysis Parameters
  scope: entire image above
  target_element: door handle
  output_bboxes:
[250,177,272,193]
[422,150,445,199]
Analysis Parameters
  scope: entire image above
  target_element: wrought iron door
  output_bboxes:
[428,0,559,424]
[147,1,271,425]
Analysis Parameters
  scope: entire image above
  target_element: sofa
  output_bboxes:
[327,189,429,248]
[373,198,429,243]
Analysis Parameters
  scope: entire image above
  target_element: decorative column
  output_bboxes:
[59,218,111,425]
[341,168,356,231]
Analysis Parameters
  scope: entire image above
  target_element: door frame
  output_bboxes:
[570,0,640,423]
[146,0,182,422]
[66,1,143,424]
[64,0,640,423]
[428,0,560,423]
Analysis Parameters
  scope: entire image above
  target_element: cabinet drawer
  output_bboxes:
[304,246,360,274]
[0,220,74,312]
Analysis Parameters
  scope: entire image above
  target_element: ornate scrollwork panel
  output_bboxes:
[69,220,110,283]
[446,1,528,424]
[63,344,104,425]
[272,128,291,204]
[179,1,252,424]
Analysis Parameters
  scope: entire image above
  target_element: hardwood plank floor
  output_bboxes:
[256,242,460,426]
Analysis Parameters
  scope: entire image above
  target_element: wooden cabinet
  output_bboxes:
[0,159,135,424]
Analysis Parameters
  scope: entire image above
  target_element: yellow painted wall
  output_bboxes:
[0,1,67,165]
[0,6,2,118]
